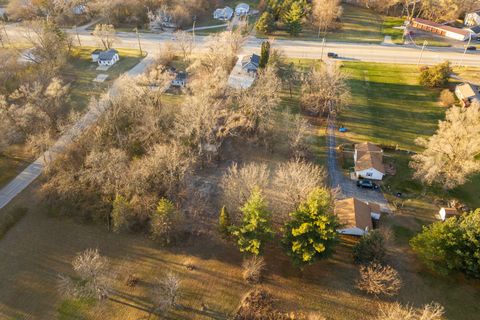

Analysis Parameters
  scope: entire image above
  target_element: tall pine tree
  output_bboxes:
[259,41,271,68]
[283,1,304,36]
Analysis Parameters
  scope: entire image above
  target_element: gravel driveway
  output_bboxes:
[327,120,391,213]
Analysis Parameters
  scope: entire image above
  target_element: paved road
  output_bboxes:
[326,120,390,212]
[4,24,480,66]
[0,55,154,210]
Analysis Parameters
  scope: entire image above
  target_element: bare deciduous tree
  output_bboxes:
[410,103,480,189]
[221,162,270,214]
[93,24,117,50]
[58,249,112,300]
[376,302,445,320]
[356,263,402,297]
[273,158,326,212]
[301,64,350,118]
[151,272,181,314]
[287,114,311,158]
[174,30,193,60]
[242,256,266,284]
[311,0,343,37]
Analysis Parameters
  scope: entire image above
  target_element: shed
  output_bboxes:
[214,7,234,21]
[235,3,250,16]
[438,207,460,221]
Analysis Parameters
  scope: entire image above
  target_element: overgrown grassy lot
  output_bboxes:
[65,47,145,112]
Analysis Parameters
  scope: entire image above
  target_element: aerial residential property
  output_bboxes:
[213,6,234,21]
[354,142,385,180]
[0,1,479,319]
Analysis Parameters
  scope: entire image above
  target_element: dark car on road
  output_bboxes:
[466,46,477,51]
[327,52,338,58]
[356,179,378,189]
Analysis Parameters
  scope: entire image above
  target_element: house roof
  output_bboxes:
[175,71,187,81]
[335,198,373,231]
[235,3,250,11]
[98,49,119,61]
[92,49,102,54]
[214,6,233,15]
[412,18,472,37]
[440,207,459,215]
[355,143,385,173]
[242,54,260,69]
[456,82,480,99]
[469,25,480,34]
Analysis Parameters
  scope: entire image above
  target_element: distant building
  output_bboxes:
[438,207,460,221]
[235,3,250,16]
[465,11,480,27]
[455,82,480,107]
[411,18,473,41]
[335,198,381,236]
[213,7,234,21]
[171,71,187,87]
[241,54,260,75]
[467,25,480,37]
[72,4,87,15]
[354,142,385,181]
[97,49,119,66]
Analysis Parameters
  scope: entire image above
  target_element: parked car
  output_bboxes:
[356,179,378,189]
[327,52,338,58]
[466,46,477,51]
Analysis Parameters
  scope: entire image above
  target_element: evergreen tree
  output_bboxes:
[218,206,231,236]
[256,11,276,34]
[259,41,271,68]
[283,1,304,36]
[282,187,339,265]
[111,194,133,232]
[410,209,480,277]
[231,187,273,255]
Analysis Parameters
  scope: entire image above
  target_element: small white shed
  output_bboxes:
[438,207,460,221]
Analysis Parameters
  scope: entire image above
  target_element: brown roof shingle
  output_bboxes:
[335,198,373,231]
[355,143,385,173]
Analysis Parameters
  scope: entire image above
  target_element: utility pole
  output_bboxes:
[417,40,428,66]
[192,15,197,48]
[135,27,143,56]
[320,37,326,61]
[460,33,472,67]
[74,25,82,47]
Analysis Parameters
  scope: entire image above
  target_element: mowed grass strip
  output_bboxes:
[339,62,444,151]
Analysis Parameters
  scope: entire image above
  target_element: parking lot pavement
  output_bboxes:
[327,120,391,213]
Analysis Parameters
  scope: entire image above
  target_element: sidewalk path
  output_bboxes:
[0,55,154,210]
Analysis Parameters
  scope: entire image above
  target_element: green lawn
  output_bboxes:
[382,16,405,44]
[339,61,480,211]
[64,47,145,112]
[339,62,444,151]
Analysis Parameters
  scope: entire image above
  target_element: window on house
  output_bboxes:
[366,172,373,177]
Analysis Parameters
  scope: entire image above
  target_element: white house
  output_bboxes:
[438,207,460,221]
[97,49,119,66]
[235,3,250,16]
[72,4,87,15]
[171,71,187,87]
[241,54,260,75]
[335,198,380,236]
[465,11,480,27]
[213,6,234,21]
[354,142,385,181]
[91,49,102,62]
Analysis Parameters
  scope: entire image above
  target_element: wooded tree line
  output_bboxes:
[0,20,73,156]
[6,0,223,28]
